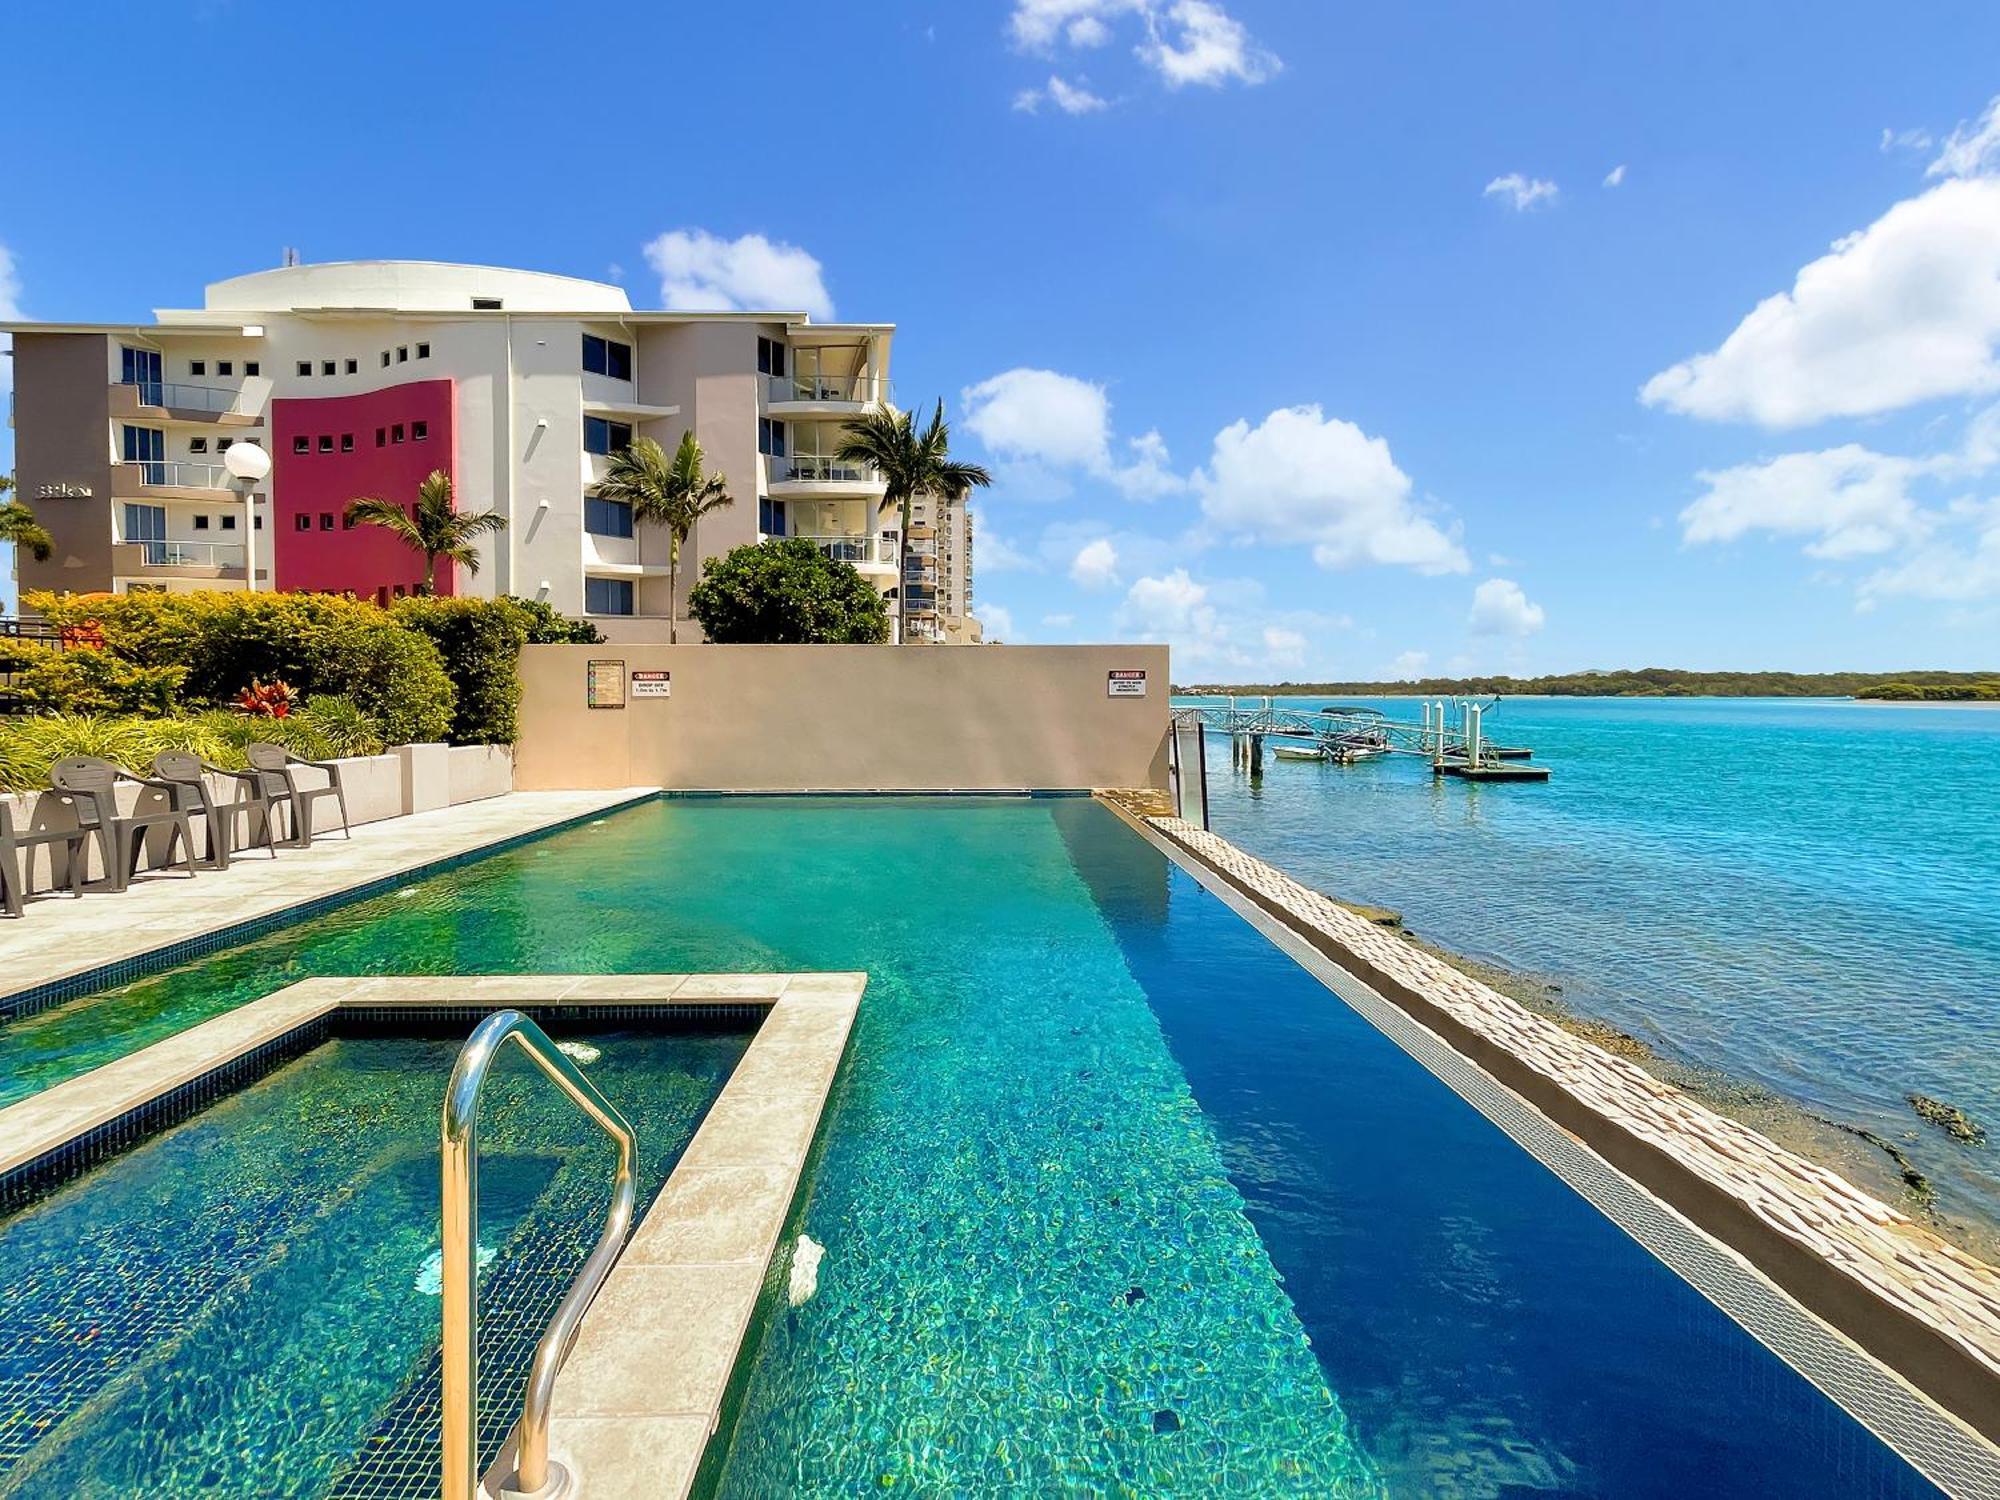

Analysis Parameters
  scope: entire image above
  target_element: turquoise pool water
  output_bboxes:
[0,797,1951,1495]
[0,1028,740,1498]
[1178,695,2000,1234]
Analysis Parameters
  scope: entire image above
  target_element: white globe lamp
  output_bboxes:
[223,442,272,590]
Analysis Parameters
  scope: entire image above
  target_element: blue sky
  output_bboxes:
[5,1,2000,677]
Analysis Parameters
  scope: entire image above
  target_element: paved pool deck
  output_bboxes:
[0,788,657,1015]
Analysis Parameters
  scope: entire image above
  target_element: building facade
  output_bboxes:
[2,260,971,637]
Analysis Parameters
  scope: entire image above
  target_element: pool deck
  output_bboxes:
[0,787,658,1016]
[1102,792,2000,1463]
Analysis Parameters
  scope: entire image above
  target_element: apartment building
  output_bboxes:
[904,493,981,643]
[3,260,933,635]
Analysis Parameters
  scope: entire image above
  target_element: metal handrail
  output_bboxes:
[766,372,882,404]
[775,454,882,484]
[125,539,246,568]
[116,458,233,490]
[117,378,257,415]
[442,1009,638,1500]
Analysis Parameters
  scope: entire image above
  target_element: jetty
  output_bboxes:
[1169,697,1551,782]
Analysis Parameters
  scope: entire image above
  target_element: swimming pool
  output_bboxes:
[0,1026,743,1498]
[0,797,1958,1495]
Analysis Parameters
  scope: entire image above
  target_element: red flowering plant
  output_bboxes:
[57,619,107,650]
[234,679,297,719]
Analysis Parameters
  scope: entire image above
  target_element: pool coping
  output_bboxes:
[0,787,662,1024]
[1100,794,2000,1493]
[0,971,863,1500]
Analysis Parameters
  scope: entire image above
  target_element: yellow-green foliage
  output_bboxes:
[0,638,187,715]
[0,696,386,791]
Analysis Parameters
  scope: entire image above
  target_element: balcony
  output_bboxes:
[764,372,886,414]
[111,379,265,427]
[111,539,247,582]
[113,459,237,501]
[790,533,896,572]
[766,454,888,499]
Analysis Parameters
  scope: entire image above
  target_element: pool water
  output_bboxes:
[0,798,1950,1496]
[0,1028,742,1498]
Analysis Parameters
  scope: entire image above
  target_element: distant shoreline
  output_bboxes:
[1173,669,2000,700]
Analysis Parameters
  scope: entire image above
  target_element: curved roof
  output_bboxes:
[203,260,632,314]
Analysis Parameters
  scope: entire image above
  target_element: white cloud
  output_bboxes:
[1640,177,2000,427]
[0,242,21,398]
[1603,164,1627,189]
[1010,0,1145,49]
[1467,578,1547,637]
[1680,444,1940,560]
[973,602,1019,640]
[1261,626,1307,667]
[643,229,833,320]
[1387,649,1430,679]
[1195,404,1468,574]
[1929,95,2000,179]
[1859,500,2000,607]
[1138,0,1279,88]
[967,505,1038,572]
[1881,126,1934,155]
[1068,15,1111,45]
[1070,536,1121,588]
[1013,74,1110,114]
[1042,611,1077,627]
[961,367,1186,499]
[1115,568,1347,676]
[1484,173,1559,211]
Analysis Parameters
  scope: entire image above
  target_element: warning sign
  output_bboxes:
[586,659,625,709]
[631,670,671,699]
[1107,669,1148,698]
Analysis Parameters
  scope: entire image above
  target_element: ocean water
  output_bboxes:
[1182,695,2000,1230]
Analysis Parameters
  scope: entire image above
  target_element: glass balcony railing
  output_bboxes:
[118,380,260,417]
[118,459,234,490]
[788,534,891,566]
[765,373,883,405]
[774,455,883,484]
[125,540,246,568]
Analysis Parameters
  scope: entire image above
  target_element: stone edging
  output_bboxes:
[1120,801,2000,1455]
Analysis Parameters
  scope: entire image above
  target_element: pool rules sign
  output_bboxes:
[1107,669,1147,698]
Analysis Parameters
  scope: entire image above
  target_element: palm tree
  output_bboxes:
[0,475,55,565]
[835,401,990,643]
[345,469,506,595]
[591,432,732,643]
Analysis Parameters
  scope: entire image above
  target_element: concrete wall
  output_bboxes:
[447,744,513,804]
[514,644,1171,791]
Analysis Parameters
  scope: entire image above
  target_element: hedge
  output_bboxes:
[391,597,531,745]
[25,591,454,746]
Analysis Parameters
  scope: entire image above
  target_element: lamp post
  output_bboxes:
[223,442,272,592]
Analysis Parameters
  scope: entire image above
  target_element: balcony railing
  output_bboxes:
[118,380,260,417]
[774,454,882,484]
[125,540,246,568]
[766,373,883,405]
[117,459,234,490]
[785,533,892,566]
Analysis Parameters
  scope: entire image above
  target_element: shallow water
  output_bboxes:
[1184,696,2000,1229]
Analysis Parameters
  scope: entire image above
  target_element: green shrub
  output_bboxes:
[25,590,453,745]
[687,538,891,645]
[391,596,531,744]
[0,713,230,791]
[0,639,187,715]
[503,595,604,644]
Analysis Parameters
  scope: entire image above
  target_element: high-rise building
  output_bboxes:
[3,260,915,636]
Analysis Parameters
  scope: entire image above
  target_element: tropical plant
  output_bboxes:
[0,474,55,564]
[590,432,733,643]
[502,595,604,645]
[0,638,186,715]
[392,596,532,744]
[345,470,507,595]
[234,679,296,718]
[687,538,891,645]
[834,401,990,643]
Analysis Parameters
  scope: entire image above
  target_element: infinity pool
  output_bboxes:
[0,797,1948,1496]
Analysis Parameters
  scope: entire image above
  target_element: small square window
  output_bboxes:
[382,351,392,368]
[396,346,408,363]
[471,297,501,311]
[345,358,358,375]
[391,424,405,443]
[189,437,209,455]
[254,516,264,530]
[297,361,312,377]
[416,342,430,359]
[342,511,356,530]
[293,436,311,454]
[317,434,334,453]
[376,428,387,447]
[321,360,336,377]
[340,433,355,452]
[217,360,233,376]
[221,513,238,530]
[189,360,206,376]
[245,361,260,376]
[320,513,335,531]
[193,514,210,530]
[411,420,428,441]
[294,514,312,532]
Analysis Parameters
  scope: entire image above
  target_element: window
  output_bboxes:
[293,436,311,455]
[375,586,389,607]
[757,417,785,456]
[756,336,786,377]
[221,513,238,530]
[471,297,502,310]
[217,360,233,377]
[396,346,408,363]
[189,360,206,376]
[393,583,408,598]
[318,434,335,453]
[582,334,632,380]
[376,427,387,447]
[340,433,355,452]
[759,496,790,536]
[342,510,356,530]
[295,514,312,532]
[391,423,405,444]
[189,437,209,455]
[583,415,632,456]
[585,495,634,537]
[255,516,264,530]
[320,513,335,531]
[321,360,336,377]
[244,361,260,377]
[411,420,428,441]
[585,577,634,615]
[416,342,430,359]
[123,504,166,543]
[297,361,313,377]
[193,514,211,531]
[345,358,358,375]
[382,351,392,368]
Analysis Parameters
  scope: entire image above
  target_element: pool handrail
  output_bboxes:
[441,1008,638,1500]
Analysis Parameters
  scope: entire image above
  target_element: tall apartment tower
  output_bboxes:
[3,260,924,637]
[904,492,980,643]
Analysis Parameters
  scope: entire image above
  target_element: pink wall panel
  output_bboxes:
[270,379,459,599]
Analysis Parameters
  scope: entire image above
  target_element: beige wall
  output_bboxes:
[15,332,116,597]
[515,645,1171,791]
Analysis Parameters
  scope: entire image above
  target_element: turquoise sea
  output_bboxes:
[1180,695,2000,1232]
